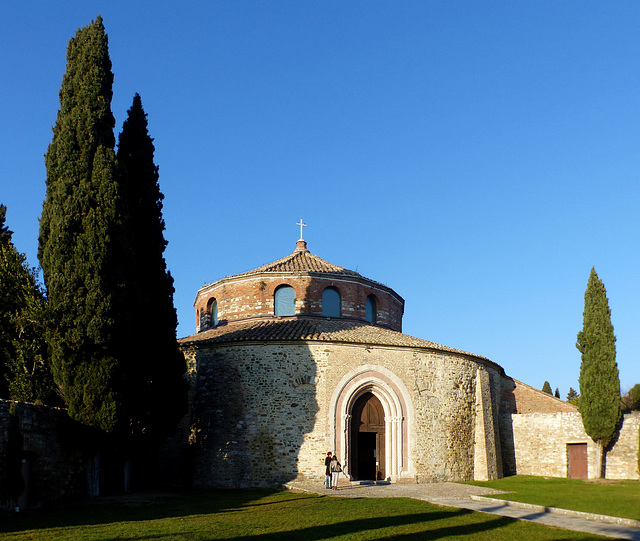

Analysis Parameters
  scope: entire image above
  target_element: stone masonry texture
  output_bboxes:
[183,339,504,488]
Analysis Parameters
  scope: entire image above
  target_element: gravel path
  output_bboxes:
[284,480,640,539]
[284,479,506,500]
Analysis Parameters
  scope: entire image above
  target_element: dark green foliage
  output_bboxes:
[38,17,127,431]
[39,18,186,453]
[576,268,621,451]
[0,205,55,403]
[541,381,552,395]
[116,93,187,445]
[0,206,11,244]
[554,388,560,398]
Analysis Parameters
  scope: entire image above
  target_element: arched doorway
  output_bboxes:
[330,365,415,483]
[350,392,385,480]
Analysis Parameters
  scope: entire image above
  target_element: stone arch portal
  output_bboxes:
[330,365,415,483]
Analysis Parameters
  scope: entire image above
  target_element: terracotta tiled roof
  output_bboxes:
[235,248,362,278]
[178,316,493,364]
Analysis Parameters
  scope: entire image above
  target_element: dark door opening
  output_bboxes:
[350,392,385,480]
[357,432,376,480]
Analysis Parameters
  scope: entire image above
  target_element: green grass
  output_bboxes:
[0,489,603,540]
[467,475,640,521]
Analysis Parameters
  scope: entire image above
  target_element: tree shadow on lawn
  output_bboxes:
[0,491,597,540]
[0,489,277,534]
[219,511,594,541]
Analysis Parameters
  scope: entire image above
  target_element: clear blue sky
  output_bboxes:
[2,2,639,397]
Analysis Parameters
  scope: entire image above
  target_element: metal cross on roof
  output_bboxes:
[297,218,307,240]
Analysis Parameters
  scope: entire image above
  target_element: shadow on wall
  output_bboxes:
[498,377,517,477]
[186,329,319,488]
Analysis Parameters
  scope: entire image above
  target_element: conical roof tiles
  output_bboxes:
[238,246,361,277]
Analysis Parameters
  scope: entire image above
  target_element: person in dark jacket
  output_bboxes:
[324,451,333,488]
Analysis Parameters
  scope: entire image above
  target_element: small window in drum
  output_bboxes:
[275,285,296,316]
[366,295,377,324]
[208,298,218,327]
[322,287,341,318]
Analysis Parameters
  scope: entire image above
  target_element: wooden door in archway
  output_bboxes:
[350,392,385,480]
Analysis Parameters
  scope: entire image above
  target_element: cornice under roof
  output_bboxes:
[178,316,501,372]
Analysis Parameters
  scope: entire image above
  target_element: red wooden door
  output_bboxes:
[568,443,588,479]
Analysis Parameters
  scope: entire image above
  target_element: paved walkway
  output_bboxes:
[284,480,640,540]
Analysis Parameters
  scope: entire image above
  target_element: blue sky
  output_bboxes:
[2,2,639,397]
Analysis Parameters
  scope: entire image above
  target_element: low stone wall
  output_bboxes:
[500,410,639,479]
[0,400,87,508]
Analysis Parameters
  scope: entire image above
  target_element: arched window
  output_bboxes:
[207,298,218,327]
[322,287,341,318]
[274,285,296,316]
[365,295,377,324]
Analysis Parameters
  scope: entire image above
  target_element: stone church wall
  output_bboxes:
[500,411,639,479]
[184,340,502,488]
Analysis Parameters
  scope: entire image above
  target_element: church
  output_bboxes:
[178,230,640,488]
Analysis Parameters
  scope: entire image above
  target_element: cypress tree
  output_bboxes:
[0,205,54,403]
[576,267,621,478]
[38,16,126,431]
[566,387,579,401]
[541,381,552,395]
[116,94,186,449]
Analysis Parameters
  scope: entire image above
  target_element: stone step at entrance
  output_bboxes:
[349,480,391,486]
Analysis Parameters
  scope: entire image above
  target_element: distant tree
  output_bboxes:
[576,267,621,478]
[542,381,552,395]
[116,94,187,460]
[622,384,640,411]
[554,388,560,399]
[566,387,579,401]
[0,205,55,403]
[38,16,127,432]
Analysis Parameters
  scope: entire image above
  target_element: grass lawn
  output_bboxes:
[467,475,640,521]
[0,489,604,540]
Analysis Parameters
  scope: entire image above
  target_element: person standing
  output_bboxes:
[324,451,333,489]
[330,455,342,490]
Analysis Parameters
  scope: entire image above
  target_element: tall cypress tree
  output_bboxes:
[38,16,127,432]
[116,94,186,448]
[576,267,621,478]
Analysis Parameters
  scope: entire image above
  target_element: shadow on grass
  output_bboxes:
[214,511,593,541]
[0,490,598,540]
[0,489,278,534]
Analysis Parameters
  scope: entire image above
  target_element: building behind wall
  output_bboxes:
[500,379,640,480]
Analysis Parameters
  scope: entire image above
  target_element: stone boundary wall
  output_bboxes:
[0,400,87,508]
[500,410,639,479]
